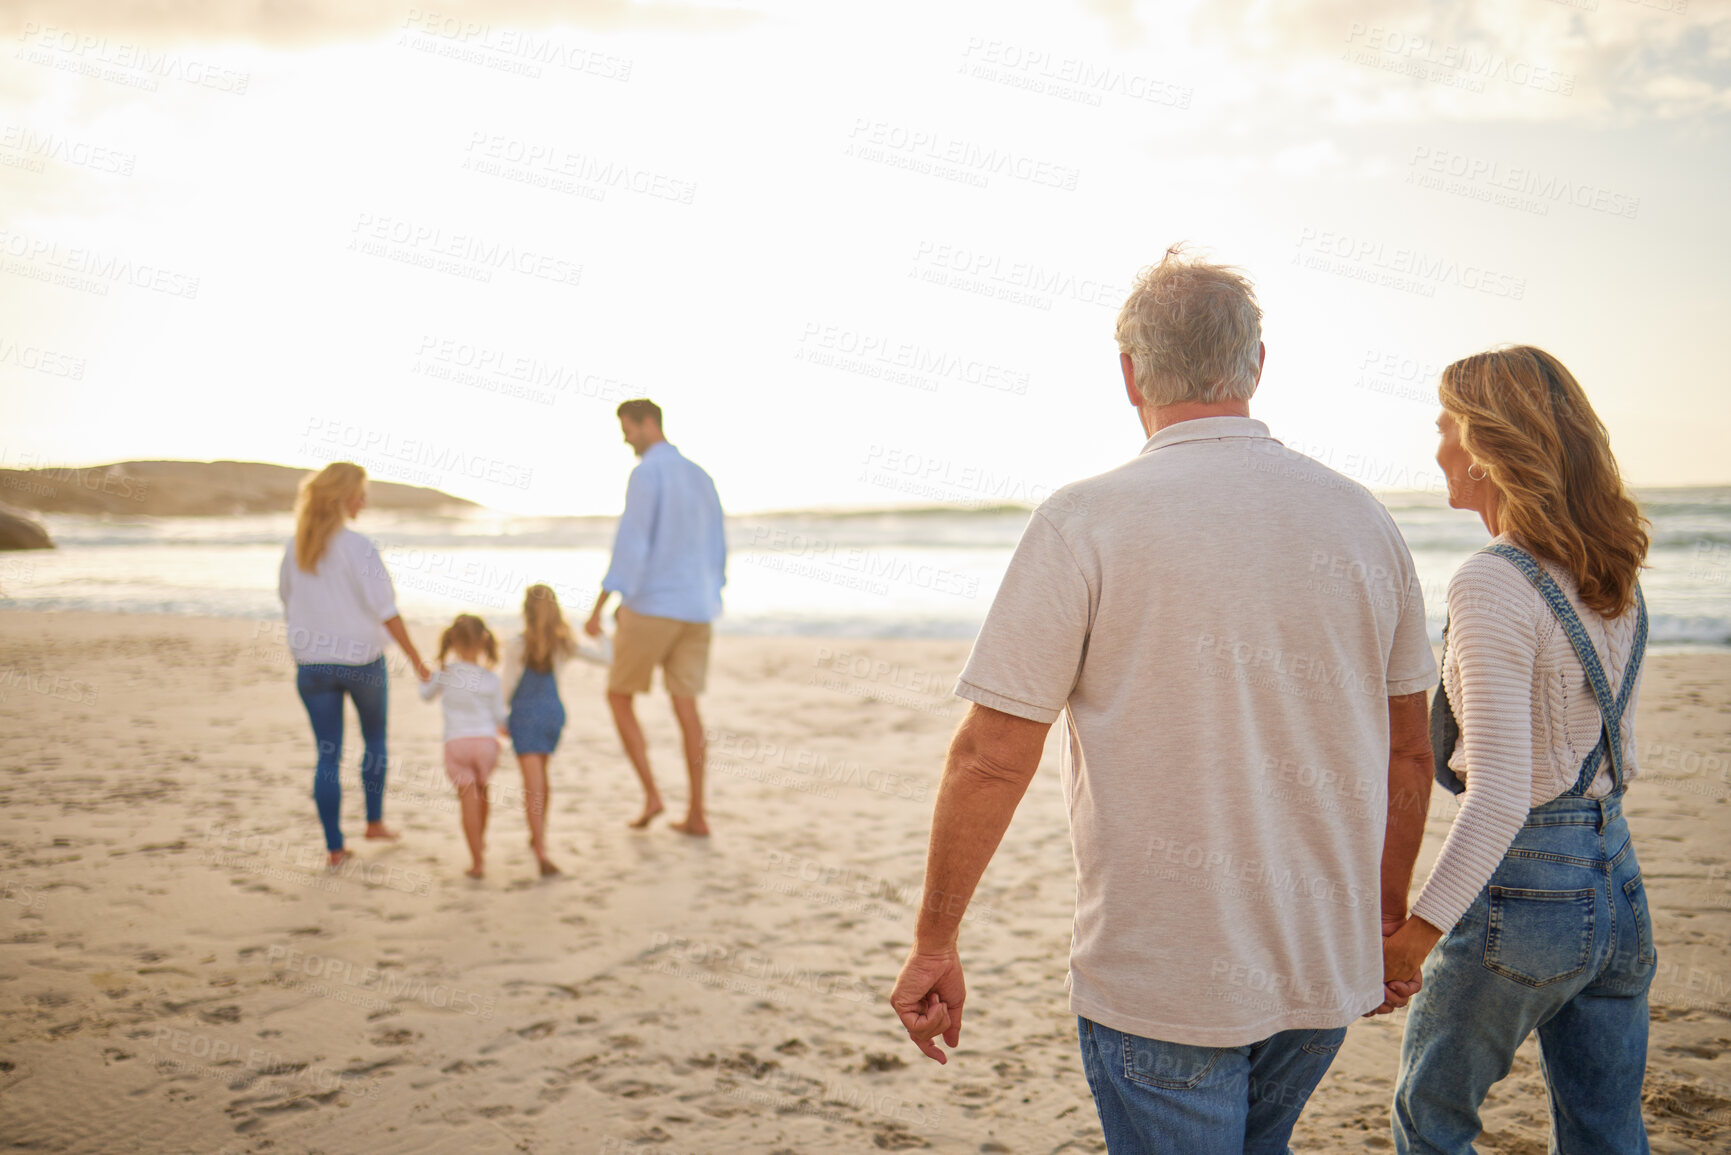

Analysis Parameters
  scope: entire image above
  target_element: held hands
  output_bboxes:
[889,943,966,1064]
[1365,914,1442,1016]
[1363,915,1422,1016]
[1366,979,1422,1017]
[1383,914,1445,996]
[583,611,603,639]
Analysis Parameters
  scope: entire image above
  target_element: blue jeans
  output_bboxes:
[295,658,389,851]
[1393,795,1654,1154]
[1078,1017,1348,1153]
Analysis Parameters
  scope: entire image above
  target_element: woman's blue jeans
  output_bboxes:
[295,658,389,851]
[1393,795,1655,1154]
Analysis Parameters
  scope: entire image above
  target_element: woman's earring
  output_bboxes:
[1467,462,1488,481]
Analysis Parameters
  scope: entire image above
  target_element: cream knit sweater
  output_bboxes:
[1409,535,1644,933]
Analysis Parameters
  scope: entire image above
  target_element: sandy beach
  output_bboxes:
[0,610,1727,1154]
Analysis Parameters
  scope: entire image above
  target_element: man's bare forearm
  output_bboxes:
[914,704,1050,951]
[1381,691,1434,922]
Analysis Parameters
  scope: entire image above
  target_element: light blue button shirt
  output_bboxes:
[602,441,726,623]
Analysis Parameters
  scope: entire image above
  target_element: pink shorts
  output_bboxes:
[444,736,499,790]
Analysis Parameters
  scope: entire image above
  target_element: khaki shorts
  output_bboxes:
[608,606,712,697]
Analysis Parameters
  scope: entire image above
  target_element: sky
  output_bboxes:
[2,0,1727,515]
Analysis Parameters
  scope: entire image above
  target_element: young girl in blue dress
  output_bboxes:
[501,585,578,875]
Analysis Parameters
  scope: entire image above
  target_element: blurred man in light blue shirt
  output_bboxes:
[586,399,726,834]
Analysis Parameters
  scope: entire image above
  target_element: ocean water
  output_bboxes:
[3,489,1728,649]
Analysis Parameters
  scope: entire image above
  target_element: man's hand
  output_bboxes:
[889,944,965,1064]
[1371,691,1432,1018]
[890,705,1046,1066]
[585,589,613,638]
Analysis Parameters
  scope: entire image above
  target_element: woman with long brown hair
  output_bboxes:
[1383,347,1654,1153]
[278,463,430,866]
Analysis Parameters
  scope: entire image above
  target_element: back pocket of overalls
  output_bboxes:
[1623,874,1658,967]
[1483,886,1596,987]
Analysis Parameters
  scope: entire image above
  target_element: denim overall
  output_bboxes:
[507,666,567,755]
[1395,544,1654,1154]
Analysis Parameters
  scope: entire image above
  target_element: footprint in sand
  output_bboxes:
[868,1122,932,1150]
[226,1060,308,1092]
[602,1077,671,1099]
[228,1088,341,1132]
[1642,1076,1731,1131]
[441,1059,491,1075]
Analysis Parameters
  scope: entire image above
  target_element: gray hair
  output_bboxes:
[1115,246,1263,406]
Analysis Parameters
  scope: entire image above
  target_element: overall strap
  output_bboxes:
[1568,583,1645,796]
[1482,543,1645,795]
[1613,584,1649,723]
[1430,617,1466,795]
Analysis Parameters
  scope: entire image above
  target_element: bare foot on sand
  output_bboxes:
[670,817,710,837]
[464,865,484,879]
[364,823,400,842]
[627,801,664,829]
[327,848,354,869]
[537,857,561,877]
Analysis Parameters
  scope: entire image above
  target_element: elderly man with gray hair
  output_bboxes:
[889,247,1439,1152]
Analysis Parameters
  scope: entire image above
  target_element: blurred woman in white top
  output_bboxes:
[278,463,429,866]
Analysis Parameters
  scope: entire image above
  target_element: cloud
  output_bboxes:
[1177,0,1731,122]
[5,0,762,45]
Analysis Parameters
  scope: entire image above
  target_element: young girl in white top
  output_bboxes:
[418,614,508,879]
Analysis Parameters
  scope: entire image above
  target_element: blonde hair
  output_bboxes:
[1440,345,1649,617]
[1115,245,1263,406]
[293,462,366,574]
[437,614,499,667]
[522,584,577,673]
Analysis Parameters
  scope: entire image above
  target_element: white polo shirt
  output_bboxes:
[278,527,400,665]
[956,417,1437,1046]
